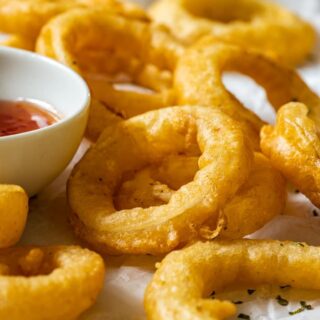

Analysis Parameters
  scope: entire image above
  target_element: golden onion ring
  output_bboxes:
[67,106,253,255]
[0,0,148,49]
[115,152,285,240]
[36,8,183,140]
[149,0,315,66]
[0,185,28,248]
[174,41,320,150]
[145,240,320,320]
[0,245,105,320]
[261,102,320,208]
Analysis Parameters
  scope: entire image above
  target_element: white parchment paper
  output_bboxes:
[19,1,320,319]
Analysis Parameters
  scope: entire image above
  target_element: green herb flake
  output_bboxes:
[276,295,289,306]
[247,289,255,295]
[280,243,284,247]
[296,242,305,247]
[300,301,313,310]
[238,313,250,319]
[289,307,304,316]
[233,301,243,304]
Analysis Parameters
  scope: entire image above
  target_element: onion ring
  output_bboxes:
[0,245,105,320]
[0,185,28,249]
[149,0,315,66]
[145,240,320,320]
[0,0,147,49]
[174,40,320,150]
[67,106,253,255]
[261,102,320,208]
[115,152,285,240]
[36,8,183,140]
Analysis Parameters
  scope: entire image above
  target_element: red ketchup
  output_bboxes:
[0,99,59,137]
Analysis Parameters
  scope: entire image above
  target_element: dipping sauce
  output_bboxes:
[0,99,59,137]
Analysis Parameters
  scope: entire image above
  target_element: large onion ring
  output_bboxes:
[174,41,320,150]
[0,185,28,248]
[145,240,320,320]
[0,245,105,319]
[115,152,286,240]
[261,102,320,208]
[67,106,253,255]
[36,8,183,140]
[149,0,315,66]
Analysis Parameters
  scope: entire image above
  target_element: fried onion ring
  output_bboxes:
[145,240,320,320]
[0,185,28,248]
[36,8,183,140]
[115,152,285,240]
[261,102,320,208]
[174,41,320,150]
[67,106,253,255]
[0,245,105,319]
[149,0,315,66]
[0,0,147,49]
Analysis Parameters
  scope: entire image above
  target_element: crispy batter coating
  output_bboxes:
[145,240,320,320]
[149,0,315,66]
[67,106,253,255]
[0,245,105,320]
[0,185,28,248]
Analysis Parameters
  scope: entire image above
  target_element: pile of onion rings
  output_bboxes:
[145,240,320,320]
[149,0,315,66]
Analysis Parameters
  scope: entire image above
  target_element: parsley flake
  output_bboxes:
[238,313,250,319]
[276,295,289,306]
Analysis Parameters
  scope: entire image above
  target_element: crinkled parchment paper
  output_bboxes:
[18,1,320,319]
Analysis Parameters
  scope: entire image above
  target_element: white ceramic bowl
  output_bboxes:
[0,47,90,196]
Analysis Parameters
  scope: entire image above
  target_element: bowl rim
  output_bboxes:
[0,46,90,141]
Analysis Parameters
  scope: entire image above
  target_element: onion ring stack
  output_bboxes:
[67,106,253,255]
[149,0,315,66]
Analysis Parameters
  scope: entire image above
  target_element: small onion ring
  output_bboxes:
[0,245,105,320]
[0,185,28,249]
[145,240,320,320]
[67,106,253,255]
[149,0,315,66]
